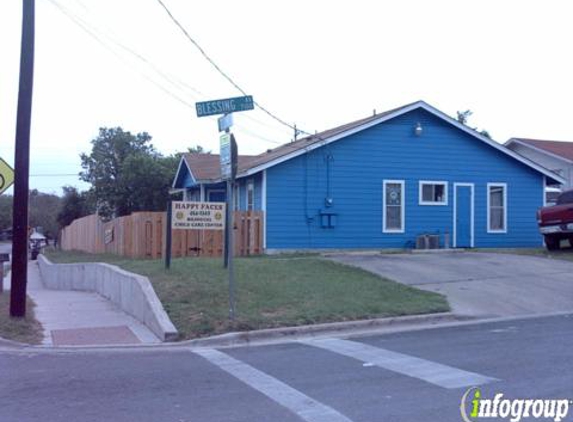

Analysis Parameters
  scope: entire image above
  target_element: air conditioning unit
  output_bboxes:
[416,234,440,250]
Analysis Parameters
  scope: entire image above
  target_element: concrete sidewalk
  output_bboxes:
[3,261,160,346]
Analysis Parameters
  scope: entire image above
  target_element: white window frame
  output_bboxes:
[487,182,507,234]
[383,180,405,233]
[247,179,255,211]
[419,181,448,205]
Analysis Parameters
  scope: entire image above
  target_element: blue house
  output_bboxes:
[172,101,565,252]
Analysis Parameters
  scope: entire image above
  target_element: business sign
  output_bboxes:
[0,157,15,195]
[104,228,114,244]
[172,201,226,230]
[196,95,254,118]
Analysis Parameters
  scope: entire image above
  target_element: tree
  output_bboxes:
[28,190,62,239]
[121,154,179,212]
[1,191,63,238]
[456,109,492,139]
[80,127,178,219]
[57,186,93,228]
[0,195,12,230]
[456,110,473,125]
[187,145,209,154]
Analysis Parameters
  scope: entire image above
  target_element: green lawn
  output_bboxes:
[45,250,450,340]
[0,294,43,345]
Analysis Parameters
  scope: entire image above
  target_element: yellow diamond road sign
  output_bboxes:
[0,157,15,195]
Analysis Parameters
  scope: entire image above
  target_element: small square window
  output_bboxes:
[419,182,448,205]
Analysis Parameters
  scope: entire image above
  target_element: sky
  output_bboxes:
[1,0,573,195]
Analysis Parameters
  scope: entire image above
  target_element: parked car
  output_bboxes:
[537,189,573,250]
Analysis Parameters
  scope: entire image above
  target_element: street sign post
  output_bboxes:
[218,113,233,133]
[195,95,253,321]
[0,158,15,195]
[196,95,254,118]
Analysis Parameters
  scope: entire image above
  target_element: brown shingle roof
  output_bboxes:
[183,153,256,181]
[180,103,567,186]
[511,138,573,162]
[237,102,418,172]
[182,103,416,182]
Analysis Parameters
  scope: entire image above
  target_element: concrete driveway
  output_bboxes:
[329,252,573,317]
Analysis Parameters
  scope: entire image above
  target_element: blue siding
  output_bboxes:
[266,109,544,249]
[173,164,195,189]
[235,173,263,211]
[181,176,263,210]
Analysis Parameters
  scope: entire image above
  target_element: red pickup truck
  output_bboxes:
[537,189,573,250]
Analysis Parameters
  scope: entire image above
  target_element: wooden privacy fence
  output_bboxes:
[60,211,264,259]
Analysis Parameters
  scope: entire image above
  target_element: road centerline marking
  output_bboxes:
[299,338,497,389]
[193,348,355,422]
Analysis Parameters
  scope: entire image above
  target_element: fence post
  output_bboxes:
[165,201,172,270]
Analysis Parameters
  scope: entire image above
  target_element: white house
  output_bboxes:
[505,138,573,190]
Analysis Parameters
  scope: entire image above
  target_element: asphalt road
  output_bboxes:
[330,252,573,317]
[1,314,572,422]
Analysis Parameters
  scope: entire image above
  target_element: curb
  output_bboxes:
[0,312,467,351]
[0,337,28,349]
[3,311,573,352]
[179,312,472,348]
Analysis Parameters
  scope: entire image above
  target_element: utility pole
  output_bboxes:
[10,0,35,317]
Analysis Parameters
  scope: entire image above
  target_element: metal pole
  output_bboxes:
[223,180,230,268]
[228,180,235,320]
[10,0,35,317]
[165,201,172,270]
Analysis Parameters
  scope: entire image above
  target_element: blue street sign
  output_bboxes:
[196,95,254,118]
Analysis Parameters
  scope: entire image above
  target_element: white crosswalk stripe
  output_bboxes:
[193,347,356,422]
[299,338,498,389]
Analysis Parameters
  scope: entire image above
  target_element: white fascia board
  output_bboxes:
[172,157,197,188]
[505,138,573,165]
[239,102,424,178]
[239,101,567,185]
[419,104,567,185]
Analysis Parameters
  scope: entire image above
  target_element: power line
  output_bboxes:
[47,0,197,109]
[48,0,287,146]
[29,173,79,177]
[154,0,311,136]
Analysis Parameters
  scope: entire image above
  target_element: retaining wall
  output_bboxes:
[37,255,178,341]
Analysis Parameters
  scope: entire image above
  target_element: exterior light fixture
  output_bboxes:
[415,122,423,136]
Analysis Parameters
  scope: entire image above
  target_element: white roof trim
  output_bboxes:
[239,101,566,185]
[172,156,196,188]
[240,102,421,177]
[505,138,573,165]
